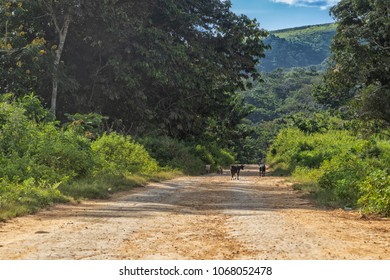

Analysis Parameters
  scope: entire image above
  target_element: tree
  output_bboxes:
[317,0,390,123]
[37,0,86,116]
[57,0,269,140]
[0,1,48,95]
[0,0,80,116]
[40,0,72,116]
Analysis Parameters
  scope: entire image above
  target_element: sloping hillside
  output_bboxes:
[259,23,337,72]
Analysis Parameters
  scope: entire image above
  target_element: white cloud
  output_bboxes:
[272,0,340,10]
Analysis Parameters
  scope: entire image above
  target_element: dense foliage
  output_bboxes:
[0,0,268,142]
[241,3,390,216]
[0,0,268,219]
[0,95,232,220]
[236,67,326,163]
[317,0,390,121]
[141,136,235,175]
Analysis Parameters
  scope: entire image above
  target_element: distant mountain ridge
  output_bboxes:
[259,23,337,72]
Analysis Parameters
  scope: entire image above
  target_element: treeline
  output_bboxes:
[263,0,390,216]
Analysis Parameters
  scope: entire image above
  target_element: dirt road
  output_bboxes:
[1,165,389,260]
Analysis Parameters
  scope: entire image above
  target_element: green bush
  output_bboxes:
[356,139,390,215]
[0,95,189,220]
[268,127,390,215]
[0,97,94,183]
[0,178,68,221]
[195,143,235,168]
[375,139,390,165]
[32,125,94,181]
[64,112,108,139]
[195,144,214,164]
[358,170,390,216]
[141,136,205,175]
[0,100,32,156]
[317,154,367,207]
[91,132,159,176]
[268,128,366,172]
[215,147,235,167]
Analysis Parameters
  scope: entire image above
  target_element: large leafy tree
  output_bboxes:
[317,0,390,122]
[39,0,81,115]
[1,0,268,142]
[59,0,268,140]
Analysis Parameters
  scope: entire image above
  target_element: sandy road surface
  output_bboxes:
[0,165,389,260]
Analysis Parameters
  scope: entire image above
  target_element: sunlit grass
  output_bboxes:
[0,170,184,221]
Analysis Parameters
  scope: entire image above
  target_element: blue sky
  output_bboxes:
[230,0,340,31]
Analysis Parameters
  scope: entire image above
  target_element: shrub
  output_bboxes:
[195,144,214,164]
[141,136,205,175]
[358,170,390,216]
[317,154,367,207]
[0,178,68,221]
[267,127,390,214]
[17,93,55,122]
[0,94,96,182]
[64,112,108,139]
[214,147,235,167]
[267,128,307,172]
[91,133,159,176]
[31,125,94,181]
[292,166,323,183]
[195,143,235,168]
[0,100,32,156]
[268,128,366,173]
[0,95,187,220]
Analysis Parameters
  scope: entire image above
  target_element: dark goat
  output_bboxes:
[231,165,244,180]
[259,164,266,177]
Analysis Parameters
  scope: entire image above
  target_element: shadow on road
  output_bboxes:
[37,165,314,220]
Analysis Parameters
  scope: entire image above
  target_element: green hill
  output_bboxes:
[259,23,337,72]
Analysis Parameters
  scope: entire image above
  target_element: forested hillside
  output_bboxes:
[260,23,336,72]
[237,67,327,163]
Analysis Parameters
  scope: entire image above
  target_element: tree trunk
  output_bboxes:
[4,20,8,46]
[50,15,70,116]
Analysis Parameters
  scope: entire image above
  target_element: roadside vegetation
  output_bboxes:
[0,94,234,221]
[268,126,390,216]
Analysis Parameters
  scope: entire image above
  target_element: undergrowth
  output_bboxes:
[268,127,390,216]
[0,94,226,221]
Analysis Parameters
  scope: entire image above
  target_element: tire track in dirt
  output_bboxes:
[119,180,258,259]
